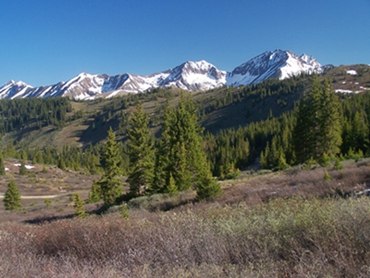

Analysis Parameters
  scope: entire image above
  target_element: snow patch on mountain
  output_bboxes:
[346,70,357,75]
[0,80,33,99]
[227,50,323,86]
[0,50,324,100]
[159,60,226,91]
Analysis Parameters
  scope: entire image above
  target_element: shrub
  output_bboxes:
[1,197,370,276]
[323,169,332,181]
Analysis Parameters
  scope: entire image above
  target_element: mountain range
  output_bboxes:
[0,49,324,100]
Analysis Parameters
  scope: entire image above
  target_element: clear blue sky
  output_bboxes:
[0,0,369,86]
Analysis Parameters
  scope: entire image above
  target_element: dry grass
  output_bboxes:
[1,196,370,277]
[0,159,369,277]
[0,159,97,222]
[216,159,370,206]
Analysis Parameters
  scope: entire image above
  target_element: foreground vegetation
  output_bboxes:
[0,197,369,277]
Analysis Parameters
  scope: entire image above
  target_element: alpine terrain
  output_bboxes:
[0,49,324,100]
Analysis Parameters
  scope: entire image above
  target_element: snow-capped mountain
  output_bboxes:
[227,49,323,86]
[103,60,226,98]
[158,60,226,91]
[0,50,323,100]
[0,80,33,99]
[0,60,226,100]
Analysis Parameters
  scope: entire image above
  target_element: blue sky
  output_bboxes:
[0,0,369,86]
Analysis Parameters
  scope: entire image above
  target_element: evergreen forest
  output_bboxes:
[0,73,369,202]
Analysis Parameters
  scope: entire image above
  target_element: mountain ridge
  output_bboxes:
[0,49,323,100]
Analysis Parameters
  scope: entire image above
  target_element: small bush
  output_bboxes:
[119,204,129,219]
[333,158,343,170]
[44,199,52,208]
[127,191,194,211]
[323,169,332,181]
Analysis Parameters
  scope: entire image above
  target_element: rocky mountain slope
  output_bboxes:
[0,49,325,100]
[226,50,322,86]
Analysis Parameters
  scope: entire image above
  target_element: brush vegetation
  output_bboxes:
[0,197,369,277]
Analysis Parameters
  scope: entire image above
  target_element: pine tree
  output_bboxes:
[88,181,101,203]
[126,105,155,197]
[194,150,220,200]
[259,146,268,169]
[277,149,288,170]
[154,95,220,199]
[97,128,123,207]
[351,111,369,153]
[166,173,177,195]
[153,106,174,193]
[294,78,342,163]
[294,77,322,163]
[72,193,86,218]
[19,161,27,175]
[0,153,5,176]
[318,80,342,158]
[4,180,21,211]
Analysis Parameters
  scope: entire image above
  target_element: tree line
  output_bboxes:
[0,98,71,133]
[2,77,369,210]
[205,77,369,176]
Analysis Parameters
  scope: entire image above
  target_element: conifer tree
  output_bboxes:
[88,181,101,203]
[318,80,342,158]
[154,95,220,199]
[294,77,322,163]
[19,161,27,175]
[350,111,369,153]
[294,78,342,163]
[167,173,177,195]
[97,128,122,206]
[277,149,288,170]
[153,106,174,193]
[126,105,155,197]
[72,193,86,218]
[4,180,21,211]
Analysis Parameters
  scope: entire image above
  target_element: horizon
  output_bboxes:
[1,0,369,86]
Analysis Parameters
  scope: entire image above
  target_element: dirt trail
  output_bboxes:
[0,193,70,199]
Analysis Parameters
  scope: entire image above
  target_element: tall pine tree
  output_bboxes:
[318,79,342,159]
[126,105,155,197]
[154,95,220,199]
[294,78,342,163]
[97,128,123,206]
[153,105,175,193]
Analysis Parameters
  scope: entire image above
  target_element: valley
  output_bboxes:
[0,51,369,278]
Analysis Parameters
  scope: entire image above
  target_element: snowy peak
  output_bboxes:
[0,80,33,99]
[227,49,323,86]
[59,72,107,100]
[160,60,226,91]
[0,50,324,100]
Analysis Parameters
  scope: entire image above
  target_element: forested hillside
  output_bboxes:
[0,70,369,179]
